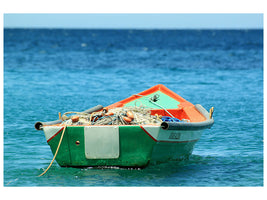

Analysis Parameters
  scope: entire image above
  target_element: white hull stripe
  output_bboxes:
[140,126,158,142]
[43,126,64,142]
[43,125,201,144]
[141,125,201,143]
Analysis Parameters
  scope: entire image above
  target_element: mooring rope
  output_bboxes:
[38,125,67,177]
[61,111,90,121]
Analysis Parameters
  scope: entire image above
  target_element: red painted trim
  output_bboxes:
[140,126,157,142]
[140,126,199,144]
[106,84,191,109]
[47,127,64,143]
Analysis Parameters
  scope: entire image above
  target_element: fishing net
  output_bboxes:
[61,106,162,126]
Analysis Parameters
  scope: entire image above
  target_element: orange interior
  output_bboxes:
[150,107,206,122]
[106,84,207,123]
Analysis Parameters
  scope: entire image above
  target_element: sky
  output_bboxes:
[3,13,263,29]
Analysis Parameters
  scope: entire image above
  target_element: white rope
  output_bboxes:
[133,94,175,118]
[148,99,175,118]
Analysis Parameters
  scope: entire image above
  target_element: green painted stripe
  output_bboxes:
[150,141,197,162]
[124,91,180,109]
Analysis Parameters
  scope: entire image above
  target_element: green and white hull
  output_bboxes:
[37,85,214,168]
[43,124,203,168]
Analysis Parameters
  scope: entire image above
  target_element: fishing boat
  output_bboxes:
[35,84,214,168]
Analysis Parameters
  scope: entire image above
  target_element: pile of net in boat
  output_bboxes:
[61,106,162,126]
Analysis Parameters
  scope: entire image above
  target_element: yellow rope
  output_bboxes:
[38,125,67,177]
[209,107,214,119]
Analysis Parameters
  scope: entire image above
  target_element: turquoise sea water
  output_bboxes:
[3,29,263,186]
